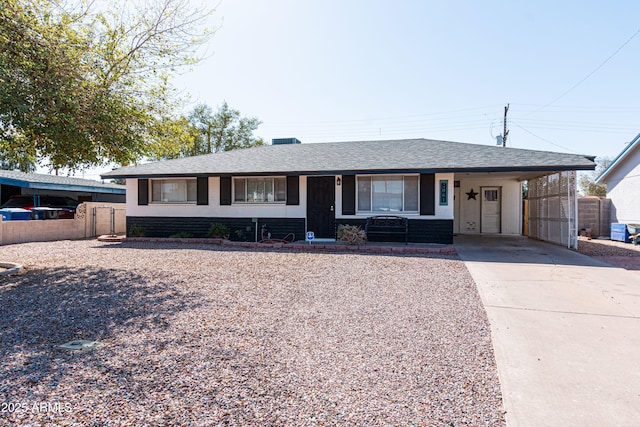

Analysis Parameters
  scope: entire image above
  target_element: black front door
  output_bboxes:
[307,176,336,238]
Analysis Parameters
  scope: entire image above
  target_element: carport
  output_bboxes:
[454,169,580,249]
[0,170,125,205]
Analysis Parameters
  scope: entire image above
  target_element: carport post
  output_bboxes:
[572,171,578,250]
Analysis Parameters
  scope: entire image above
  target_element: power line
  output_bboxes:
[266,106,502,126]
[512,103,640,112]
[510,120,578,153]
[532,27,640,114]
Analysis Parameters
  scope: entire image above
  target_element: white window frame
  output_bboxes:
[150,179,197,204]
[233,177,286,204]
[356,174,420,214]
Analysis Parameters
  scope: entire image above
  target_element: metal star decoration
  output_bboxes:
[466,188,478,200]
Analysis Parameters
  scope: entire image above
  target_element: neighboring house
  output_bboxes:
[0,170,126,205]
[596,132,640,225]
[102,138,595,245]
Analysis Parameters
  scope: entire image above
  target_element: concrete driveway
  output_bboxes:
[455,235,640,427]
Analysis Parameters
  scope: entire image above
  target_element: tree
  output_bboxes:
[188,103,217,156]
[579,157,611,197]
[0,133,37,172]
[0,0,215,171]
[146,115,200,160]
[147,101,264,160]
[189,101,265,155]
[144,102,265,161]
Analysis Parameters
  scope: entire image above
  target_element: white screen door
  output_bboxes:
[481,187,501,233]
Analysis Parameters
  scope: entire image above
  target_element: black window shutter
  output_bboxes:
[138,179,148,205]
[420,174,435,215]
[220,177,231,205]
[286,176,299,205]
[197,177,208,205]
[342,175,356,215]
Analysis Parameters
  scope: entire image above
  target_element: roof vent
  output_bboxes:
[272,138,302,145]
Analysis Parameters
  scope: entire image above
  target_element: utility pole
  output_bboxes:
[502,103,509,147]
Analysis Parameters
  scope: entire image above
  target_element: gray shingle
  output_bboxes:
[102,138,595,178]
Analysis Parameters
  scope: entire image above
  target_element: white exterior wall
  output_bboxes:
[126,177,307,218]
[606,148,640,224]
[457,177,522,235]
[127,174,455,220]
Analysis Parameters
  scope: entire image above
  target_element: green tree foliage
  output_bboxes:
[189,101,265,155]
[0,134,37,172]
[579,156,611,197]
[149,102,264,160]
[0,0,215,171]
[147,115,200,160]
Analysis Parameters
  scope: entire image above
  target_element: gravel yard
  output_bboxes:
[577,237,640,271]
[0,240,505,426]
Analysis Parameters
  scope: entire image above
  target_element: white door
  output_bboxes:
[481,187,501,233]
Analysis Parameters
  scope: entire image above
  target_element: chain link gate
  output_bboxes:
[92,206,126,236]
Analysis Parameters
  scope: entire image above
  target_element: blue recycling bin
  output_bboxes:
[611,223,630,243]
[0,208,32,221]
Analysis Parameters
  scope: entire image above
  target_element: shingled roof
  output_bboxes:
[102,138,596,178]
[0,170,126,193]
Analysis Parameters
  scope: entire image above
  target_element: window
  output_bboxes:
[151,179,197,203]
[484,189,498,202]
[356,175,419,213]
[234,177,286,203]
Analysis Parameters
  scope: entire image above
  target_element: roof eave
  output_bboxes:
[102,164,596,179]
[595,132,640,184]
[0,177,126,194]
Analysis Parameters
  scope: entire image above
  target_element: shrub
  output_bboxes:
[128,224,145,237]
[337,224,367,245]
[169,232,194,238]
[235,229,248,242]
[207,223,230,239]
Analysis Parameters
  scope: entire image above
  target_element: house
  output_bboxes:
[0,170,126,206]
[595,132,640,225]
[101,138,595,245]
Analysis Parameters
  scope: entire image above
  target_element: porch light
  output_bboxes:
[336,177,341,186]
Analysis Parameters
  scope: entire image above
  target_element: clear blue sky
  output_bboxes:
[89,0,640,179]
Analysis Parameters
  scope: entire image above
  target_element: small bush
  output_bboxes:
[169,232,194,238]
[128,224,145,237]
[208,223,230,239]
[235,229,248,242]
[337,224,367,245]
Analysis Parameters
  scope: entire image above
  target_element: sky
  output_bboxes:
[85,0,640,180]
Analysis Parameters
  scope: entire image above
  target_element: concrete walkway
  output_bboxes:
[455,236,640,427]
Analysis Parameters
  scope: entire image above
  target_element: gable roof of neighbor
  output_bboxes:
[595,132,640,184]
[102,138,596,179]
[0,170,126,194]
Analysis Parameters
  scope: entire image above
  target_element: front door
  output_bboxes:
[481,186,501,233]
[307,176,336,239]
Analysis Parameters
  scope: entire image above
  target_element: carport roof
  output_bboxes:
[102,138,596,178]
[0,170,126,194]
